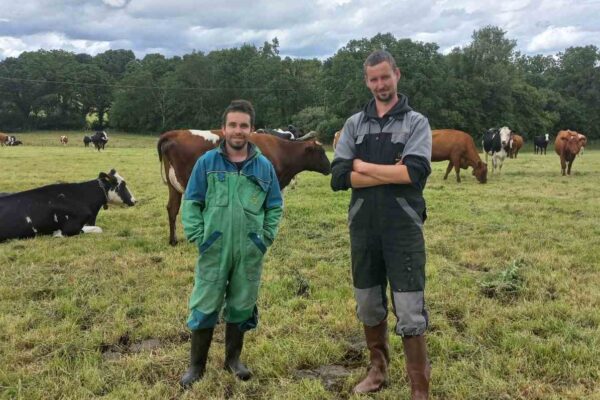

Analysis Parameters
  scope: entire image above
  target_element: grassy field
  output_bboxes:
[1,131,599,400]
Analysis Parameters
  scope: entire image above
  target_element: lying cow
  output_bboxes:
[555,130,585,176]
[60,135,68,145]
[482,126,511,173]
[533,134,550,154]
[432,129,487,183]
[0,169,136,242]
[157,129,331,245]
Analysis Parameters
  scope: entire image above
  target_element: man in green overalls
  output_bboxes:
[180,100,283,388]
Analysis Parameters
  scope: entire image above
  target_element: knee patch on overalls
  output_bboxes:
[354,285,388,326]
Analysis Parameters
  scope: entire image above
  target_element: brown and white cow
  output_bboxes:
[60,135,68,145]
[332,130,342,150]
[555,130,586,176]
[432,129,487,183]
[157,129,331,245]
[508,133,523,158]
[577,133,587,155]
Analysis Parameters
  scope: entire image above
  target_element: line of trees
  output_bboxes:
[1,26,599,142]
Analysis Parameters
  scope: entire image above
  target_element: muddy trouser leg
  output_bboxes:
[221,234,266,380]
[383,236,430,400]
[351,232,390,393]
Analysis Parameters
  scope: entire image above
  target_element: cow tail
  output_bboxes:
[157,137,168,185]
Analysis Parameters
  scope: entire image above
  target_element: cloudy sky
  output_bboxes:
[1,0,599,61]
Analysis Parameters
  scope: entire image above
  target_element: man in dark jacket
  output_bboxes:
[331,50,432,398]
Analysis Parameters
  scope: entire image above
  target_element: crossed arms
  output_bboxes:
[350,159,412,188]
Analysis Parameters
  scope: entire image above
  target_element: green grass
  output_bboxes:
[1,132,599,399]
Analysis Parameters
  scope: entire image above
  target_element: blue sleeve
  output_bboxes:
[185,156,208,202]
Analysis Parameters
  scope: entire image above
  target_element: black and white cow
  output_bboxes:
[482,126,511,173]
[533,133,550,154]
[5,135,22,146]
[0,169,136,242]
[91,131,109,151]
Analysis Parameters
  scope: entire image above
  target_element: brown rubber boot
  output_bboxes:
[402,335,431,400]
[353,320,390,394]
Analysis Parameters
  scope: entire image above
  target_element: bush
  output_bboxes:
[291,106,344,143]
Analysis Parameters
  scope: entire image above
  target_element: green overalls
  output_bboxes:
[182,142,283,331]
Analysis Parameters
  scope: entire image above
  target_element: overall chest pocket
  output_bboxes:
[207,172,229,207]
[390,131,410,163]
[238,177,268,215]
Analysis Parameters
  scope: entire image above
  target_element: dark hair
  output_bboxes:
[363,50,398,75]
[222,99,255,127]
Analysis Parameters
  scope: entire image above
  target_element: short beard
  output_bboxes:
[228,141,247,151]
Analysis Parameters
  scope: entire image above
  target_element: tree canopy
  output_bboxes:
[1,28,598,142]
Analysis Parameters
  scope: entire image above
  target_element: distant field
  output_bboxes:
[1,132,599,399]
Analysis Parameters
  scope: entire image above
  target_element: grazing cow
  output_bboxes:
[482,126,511,173]
[333,130,342,150]
[83,136,92,147]
[157,129,331,245]
[0,132,8,146]
[0,169,136,242]
[577,133,587,155]
[91,131,109,151]
[555,130,586,176]
[432,129,487,183]
[60,135,68,145]
[533,134,550,154]
[508,132,524,158]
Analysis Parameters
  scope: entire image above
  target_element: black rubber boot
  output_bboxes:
[224,323,252,380]
[180,328,214,389]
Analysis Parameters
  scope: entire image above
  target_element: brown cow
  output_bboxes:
[508,133,523,158]
[333,130,342,149]
[0,132,8,146]
[555,130,585,175]
[158,129,331,245]
[60,135,68,145]
[432,129,487,183]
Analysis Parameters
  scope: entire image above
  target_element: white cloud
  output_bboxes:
[527,26,590,53]
[0,0,598,60]
[0,33,110,59]
[102,0,129,7]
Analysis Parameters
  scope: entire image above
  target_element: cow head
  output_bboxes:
[499,127,511,148]
[561,133,584,156]
[472,161,488,184]
[99,169,137,206]
[303,140,331,175]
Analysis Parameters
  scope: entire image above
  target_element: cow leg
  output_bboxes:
[443,162,453,180]
[61,217,88,236]
[167,184,183,246]
[560,158,566,175]
[451,156,462,183]
[82,226,103,234]
[567,159,574,175]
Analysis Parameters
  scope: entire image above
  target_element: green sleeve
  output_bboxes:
[182,199,205,244]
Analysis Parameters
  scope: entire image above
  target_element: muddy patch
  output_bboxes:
[100,333,162,361]
[294,364,352,391]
